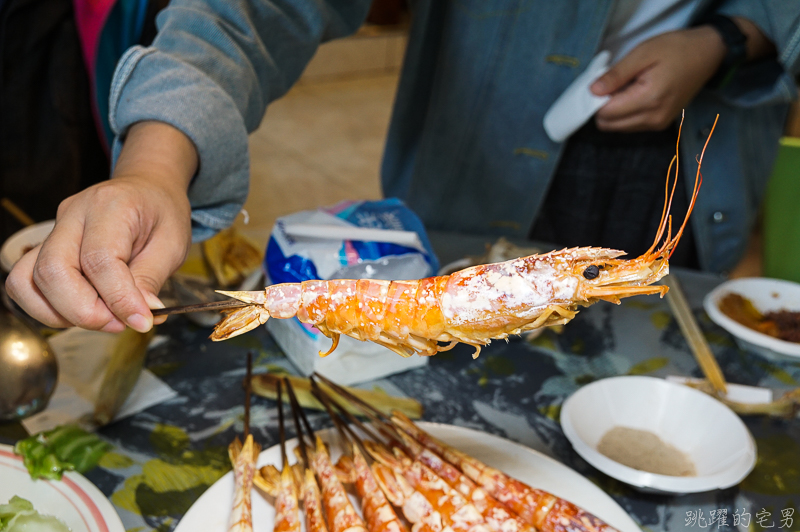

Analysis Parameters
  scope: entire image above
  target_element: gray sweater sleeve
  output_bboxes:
[108,0,371,241]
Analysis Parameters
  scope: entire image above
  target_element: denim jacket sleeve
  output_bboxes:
[108,0,371,241]
[705,0,800,107]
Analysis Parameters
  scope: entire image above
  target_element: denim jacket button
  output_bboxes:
[712,211,725,223]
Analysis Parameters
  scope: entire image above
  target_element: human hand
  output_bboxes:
[5,122,197,333]
[591,27,727,132]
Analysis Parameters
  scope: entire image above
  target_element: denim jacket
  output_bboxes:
[109,0,800,273]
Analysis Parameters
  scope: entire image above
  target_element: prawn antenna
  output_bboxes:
[667,114,718,259]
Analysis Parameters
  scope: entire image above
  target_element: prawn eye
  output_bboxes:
[583,265,600,280]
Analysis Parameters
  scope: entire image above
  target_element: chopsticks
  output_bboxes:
[663,276,728,395]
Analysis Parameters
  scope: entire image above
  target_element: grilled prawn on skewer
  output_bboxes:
[229,435,261,532]
[391,430,534,532]
[392,413,619,532]
[274,457,302,532]
[228,353,261,532]
[272,380,302,532]
[311,383,452,532]
[211,116,717,359]
[310,380,410,532]
[317,374,621,532]
[365,441,490,532]
[330,383,532,532]
[284,378,331,532]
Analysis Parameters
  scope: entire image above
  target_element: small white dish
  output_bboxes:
[561,376,756,494]
[704,277,800,360]
[0,444,124,532]
[0,220,55,272]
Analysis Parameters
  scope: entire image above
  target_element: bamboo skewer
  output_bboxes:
[251,373,423,419]
[151,299,249,316]
[663,276,728,395]
[313,373,401,443]
[244,352,252,438]
[284,378,310,468]
[310,378,379,453]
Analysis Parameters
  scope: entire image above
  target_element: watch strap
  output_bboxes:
[696,14,748,89]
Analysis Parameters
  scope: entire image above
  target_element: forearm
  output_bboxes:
[114,121,198,194]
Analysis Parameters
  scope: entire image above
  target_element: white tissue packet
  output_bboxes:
[543,51,612,143]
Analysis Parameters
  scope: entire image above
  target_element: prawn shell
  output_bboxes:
[301,468,328,532]
[274,465,301,532]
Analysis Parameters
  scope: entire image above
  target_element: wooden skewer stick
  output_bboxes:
[313,372,403,443]
[312,377,391,443]
[151,299,249,316]
[310,378,367,455]
[284,377,310,469]
[244,352,252,438]
[277,379,287,467]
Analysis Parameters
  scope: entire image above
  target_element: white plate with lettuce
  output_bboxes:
[0,444,123,532]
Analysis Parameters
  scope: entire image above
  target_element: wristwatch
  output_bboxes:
[697,14,748,89]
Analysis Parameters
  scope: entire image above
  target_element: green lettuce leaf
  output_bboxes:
[0,496,70,532]
[14,425,111,480]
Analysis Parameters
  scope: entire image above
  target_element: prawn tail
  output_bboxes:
[210,289,272,341]
[211,304,270,341]
[211,285,304,341]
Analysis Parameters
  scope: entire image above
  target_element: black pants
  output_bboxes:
[530,120,699,269]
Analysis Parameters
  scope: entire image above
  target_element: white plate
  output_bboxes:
[175,423,639,532]
[704,277,800,359]
[0,444,124,532]
[561,376,756,495]
[0,220,55,272]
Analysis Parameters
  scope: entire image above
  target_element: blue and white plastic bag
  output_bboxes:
[264,199,439,384]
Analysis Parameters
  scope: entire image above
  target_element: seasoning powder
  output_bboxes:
[597,426,696,477]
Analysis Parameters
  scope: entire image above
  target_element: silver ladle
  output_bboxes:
[0,286,58,421]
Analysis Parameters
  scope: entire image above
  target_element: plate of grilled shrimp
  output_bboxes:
[175,374,638,532]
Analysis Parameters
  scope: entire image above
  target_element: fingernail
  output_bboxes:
[127,313,152,333]
[591,80,606,94]
[143,291,165,310]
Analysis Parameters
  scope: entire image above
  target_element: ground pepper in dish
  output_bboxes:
[597,427,696,477]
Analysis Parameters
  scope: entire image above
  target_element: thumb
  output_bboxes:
[141,289,168,325]
[591,48,653,96]
[129,235,189,323]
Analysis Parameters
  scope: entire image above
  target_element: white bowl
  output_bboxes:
[704,277,800,360]
[0,220,55,272]
[561,376,756,494]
